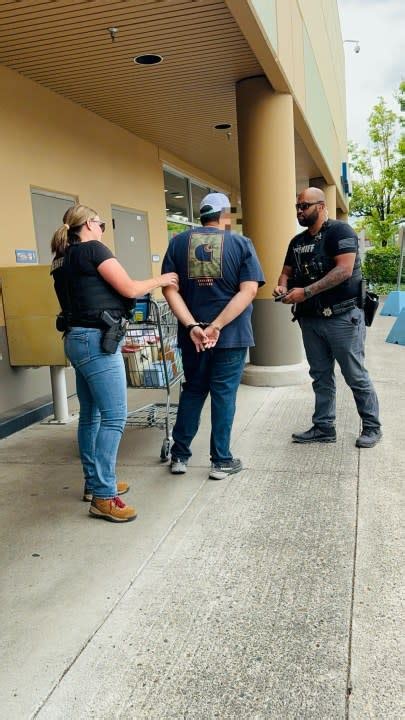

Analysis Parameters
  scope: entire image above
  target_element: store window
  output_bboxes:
[164,170,190,224]
[164,167,225,241]
[191,181,210,223]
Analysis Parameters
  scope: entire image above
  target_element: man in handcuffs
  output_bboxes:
[273,187,381,448]
[162,193,265,480]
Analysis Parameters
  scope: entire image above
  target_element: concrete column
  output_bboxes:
[41,366,77,425]
[323,184,337,219]
[310,178,337,219]
[230,188,241,234]
[337,209,349,223]
[236,76,307,386]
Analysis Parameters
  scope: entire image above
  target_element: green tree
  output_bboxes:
[398,79,405,118]
[348,85,405,246]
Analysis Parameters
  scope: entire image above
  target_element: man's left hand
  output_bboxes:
[203,325,220,348]
[190,326,209,352]
[282,287,306,304]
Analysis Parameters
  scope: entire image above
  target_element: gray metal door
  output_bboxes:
[31,189,76,264]
[112,206,151,280]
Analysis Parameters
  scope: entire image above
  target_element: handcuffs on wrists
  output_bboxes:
[186,323,221,333]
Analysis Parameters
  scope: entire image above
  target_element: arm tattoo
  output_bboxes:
[309,265,349,295]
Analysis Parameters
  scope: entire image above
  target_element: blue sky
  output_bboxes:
[338,0,403,147]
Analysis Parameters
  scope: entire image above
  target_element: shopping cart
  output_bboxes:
[122,297,183,461]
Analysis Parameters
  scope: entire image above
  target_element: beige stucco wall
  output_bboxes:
[0,64,231,416]
[276,0,346,188]
[229,0,347,205]
[276,0,306,111]
[0,65,167,268]
[299,0,347,141]
[0,64,231,271]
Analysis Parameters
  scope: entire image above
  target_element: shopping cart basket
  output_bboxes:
[122,297,183,461]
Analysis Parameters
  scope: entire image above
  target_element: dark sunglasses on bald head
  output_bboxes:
[295,201,324,212]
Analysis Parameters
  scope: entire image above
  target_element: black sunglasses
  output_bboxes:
[90,219,106,232]
[295,201,322,212]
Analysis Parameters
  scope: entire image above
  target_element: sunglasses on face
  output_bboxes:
[90,219,106,232]
[295,202,322,212]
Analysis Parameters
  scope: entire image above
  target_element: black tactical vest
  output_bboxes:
[290,220,362,316]
[51,245,133,326]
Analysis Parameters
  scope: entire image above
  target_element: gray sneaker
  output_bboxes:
[170,459,188,474]
[209,458,243,481]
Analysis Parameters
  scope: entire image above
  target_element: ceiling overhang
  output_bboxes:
[0,0,265,187]
[0,0,325,197]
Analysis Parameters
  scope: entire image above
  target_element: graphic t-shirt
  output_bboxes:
[162,226,265,348]
[284,220,362,314]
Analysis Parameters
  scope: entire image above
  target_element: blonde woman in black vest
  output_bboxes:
[51,204,178,523]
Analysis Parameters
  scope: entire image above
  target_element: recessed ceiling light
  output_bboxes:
[172,193,184,199]
[134,54,163,65]
[214,123,232,131]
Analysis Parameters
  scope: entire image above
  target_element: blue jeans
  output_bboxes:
[64,328,127,499]
[171,347,247,464]
[300,308,380,431]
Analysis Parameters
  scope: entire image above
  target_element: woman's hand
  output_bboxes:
[158,272,179,290]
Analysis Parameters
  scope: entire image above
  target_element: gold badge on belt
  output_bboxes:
[322,307,333,317]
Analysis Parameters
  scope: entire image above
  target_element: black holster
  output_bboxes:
[361,281,380,327]
[100,311,128,353]
[56,313,69,333]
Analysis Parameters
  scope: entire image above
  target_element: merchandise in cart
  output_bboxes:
[121,296,183,461]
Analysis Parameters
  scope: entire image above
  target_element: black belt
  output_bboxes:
[318,297,359,317]
[69,323,104,329]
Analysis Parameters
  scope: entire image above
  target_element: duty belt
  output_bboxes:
[319,297,359,318]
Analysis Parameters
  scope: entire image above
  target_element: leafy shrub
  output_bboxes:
[369,282,405,295]
[371,282,405,295]
[362,246,404,283]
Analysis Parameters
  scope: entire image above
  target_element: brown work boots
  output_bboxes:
[83,481,130,502]
[89,495,137,523]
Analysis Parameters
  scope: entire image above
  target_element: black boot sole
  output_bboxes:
[292,436,336,444]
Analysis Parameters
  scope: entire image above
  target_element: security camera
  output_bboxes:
[344,39,360,54]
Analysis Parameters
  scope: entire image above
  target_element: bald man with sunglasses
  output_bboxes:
[273,187,381,449]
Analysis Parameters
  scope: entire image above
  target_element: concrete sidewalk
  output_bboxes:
[0,312,403,720]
